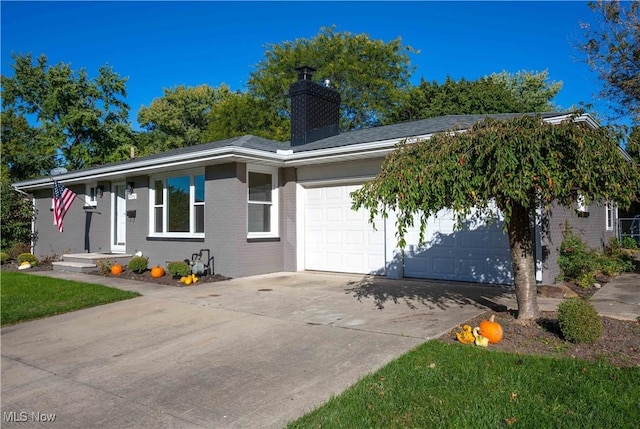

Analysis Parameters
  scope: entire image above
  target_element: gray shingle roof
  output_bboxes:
[290,112,568,152]
[27,112,571,180]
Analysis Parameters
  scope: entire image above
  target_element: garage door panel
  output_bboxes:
[404,209,513,284]
[305,185,386,275]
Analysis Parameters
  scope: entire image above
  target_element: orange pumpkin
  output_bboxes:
[478,315,503,344]
[150,266,165,278]
[110,263,123,276]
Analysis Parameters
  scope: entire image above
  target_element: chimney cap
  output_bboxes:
[295,65,316,81]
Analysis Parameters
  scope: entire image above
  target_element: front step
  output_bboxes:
[52,261,97,273]
[54,253,132,273]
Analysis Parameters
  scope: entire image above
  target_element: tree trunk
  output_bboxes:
[506,201,539,320]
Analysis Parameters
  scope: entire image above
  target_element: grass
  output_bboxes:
[1,271,140,326]
[287,340,640,428]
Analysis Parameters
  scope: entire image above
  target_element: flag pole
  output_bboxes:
[48,175,94,208]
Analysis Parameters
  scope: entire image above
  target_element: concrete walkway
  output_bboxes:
[1,270,638,428]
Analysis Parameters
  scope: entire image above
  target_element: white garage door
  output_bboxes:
[305,185,386,274]
[403,209,513,284]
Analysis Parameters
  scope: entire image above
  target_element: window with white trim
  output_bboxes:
[247,167,278,238]
[150,172,205,236]
[605,203,614,231]
[85,184,98,207]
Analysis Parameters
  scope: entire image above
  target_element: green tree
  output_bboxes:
[579,0,640,122]
[138,84,229,150]
[0,166,35,250]
[1,109,58,181]
[248,26,416,131]
[352,114,639,320]
[1,53,134,170]
[488,70,563,112]
[626,125,640,164]
[388,71,561,123]
[203,91,289,142]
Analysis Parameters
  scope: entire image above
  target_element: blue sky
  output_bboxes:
[1,1,620,129]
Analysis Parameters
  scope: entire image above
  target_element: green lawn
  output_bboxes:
[1,271,140,326]
[287,340,640,428]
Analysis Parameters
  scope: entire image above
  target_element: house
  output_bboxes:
[12,67,618,284]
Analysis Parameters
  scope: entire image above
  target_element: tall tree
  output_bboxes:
[203,91,289,142]
[388,71,562,123]
[248,26,416,131]
[0,165,35,250]
[137,84,226,150]
[352,115,639,320]
[579,0,640,122]
[1,53,134,170]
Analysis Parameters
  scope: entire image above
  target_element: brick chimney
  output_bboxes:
[289,66,341,146]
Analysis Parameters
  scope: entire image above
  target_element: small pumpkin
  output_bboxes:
[111,263,123,276]
[478,315,503,344]
[150,266,165,278]
[455,325,475,344]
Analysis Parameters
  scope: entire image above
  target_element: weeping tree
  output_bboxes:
[352,114,640,320]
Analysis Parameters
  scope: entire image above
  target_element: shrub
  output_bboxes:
[557,298,603,344]
[167,261,191,278]
[622,236,638,249]
[558,228,597,282]
[97,259,113,276]
[127,256,148,274]
[17,253,38,266]
[9,243,31,260]
[0,252,10,264]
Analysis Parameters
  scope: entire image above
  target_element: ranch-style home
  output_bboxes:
[13,67,619,285]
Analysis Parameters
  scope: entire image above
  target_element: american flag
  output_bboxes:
[53,180,77,232]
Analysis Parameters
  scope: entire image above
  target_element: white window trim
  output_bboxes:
[85,183,98,207]
[247,165,279,239]
[148,169,205,238]
[605,202,616,231]
[576,195,588,213]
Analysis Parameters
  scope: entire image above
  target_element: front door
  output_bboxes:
[111,182,126,253]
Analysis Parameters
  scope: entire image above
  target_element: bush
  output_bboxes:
[9,243,31,260]
[557,298,603,344]
[127,256,148,274]
[97,259,113,276]
[0,252,10,264]
[167,261,191,278]
[17,253,37,266]
[558,228,598,282]
[622,236,638,249]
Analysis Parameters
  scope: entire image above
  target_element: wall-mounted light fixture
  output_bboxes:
[96,185,104,198]
[126,182,135,194]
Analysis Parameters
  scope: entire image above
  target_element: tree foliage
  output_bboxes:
[137,84,227,150]
[1,53,134,171]
[388,71,562,123]
[203,91,289,142]
[579,0,640,122]
[0,166,35,250]
[352,114,640,320]
[248,26,416,131]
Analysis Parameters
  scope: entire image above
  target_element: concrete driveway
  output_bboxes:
[2,271,513,428]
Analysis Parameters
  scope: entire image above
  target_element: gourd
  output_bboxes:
[111,263,123,276]
[478,315,503,344]
[150,266,165,278]
[455,325,475,344]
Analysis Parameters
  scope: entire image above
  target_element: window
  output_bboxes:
[85,184,98,207]
[247,167,278,238]
[605,203,615,231]
[150,172,205,236]
[576,195,588,213]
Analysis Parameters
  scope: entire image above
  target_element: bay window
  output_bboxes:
[150,172,205,236]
